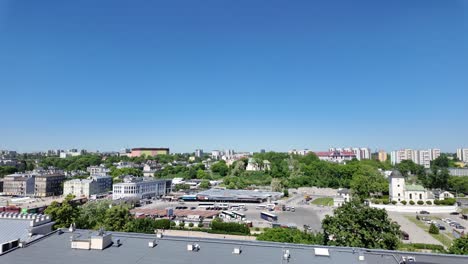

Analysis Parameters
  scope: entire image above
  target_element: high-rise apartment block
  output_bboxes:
[390,148,440,168]
[457,148,468,163]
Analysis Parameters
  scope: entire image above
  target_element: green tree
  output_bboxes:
[350,166,388,198]
[429,224,439,234]
[44,194,79,228]
[257,228,323,244]
[322,200,400,250]
[449,236,468,255]
[431,154,450,168]
[103,205,132,231]
[211,161,229,176]
[271,178,283,192]
[110,167,143,178]
[426,167,449,190]
[199,180,211,189]
[76,200,112,229]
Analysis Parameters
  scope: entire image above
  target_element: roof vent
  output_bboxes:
[359,255,365,261]
[148,240,157,248]
[112,238,121,247]
[314,248,330,256]
[156,233,163,238]
[187,244,200,252]
[283,249,290,261]
[232,247,242,254]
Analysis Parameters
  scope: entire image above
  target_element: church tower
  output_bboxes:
[389,170,405,202]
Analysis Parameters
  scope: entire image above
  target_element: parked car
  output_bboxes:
[401,231,409,240]
[450,212,460,215]
[419,211,430,214]
[455,225,465,230]
[437,224,446,230]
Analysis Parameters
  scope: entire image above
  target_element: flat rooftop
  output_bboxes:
[2,229,467,264]
[195,189,283,201]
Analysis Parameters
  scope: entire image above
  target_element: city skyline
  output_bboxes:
[1,0,467,153]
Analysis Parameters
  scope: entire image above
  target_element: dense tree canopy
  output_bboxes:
[0,166,18,177]
[211,161,229,176]
[44,195,79,228]
[39,154,102,171]
[322,200,401,250]
[449,236,468,255]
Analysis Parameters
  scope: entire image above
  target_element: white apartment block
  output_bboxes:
[330,147,371,160]
[63,175,112,198]
[390,148,440,168]
[112,176,171,200]
[457,148,468,163]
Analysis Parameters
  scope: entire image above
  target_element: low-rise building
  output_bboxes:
[63,175,113,198]
[143,163,162,177]
[334,188,351,207]
[246,159,271,171]
[449,167,468,177]
[112,176,171,200]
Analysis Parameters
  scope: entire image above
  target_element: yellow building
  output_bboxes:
[378,150,387,162]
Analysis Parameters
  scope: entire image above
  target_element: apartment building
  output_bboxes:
[457,148,468,163]
[390,148,441,168]
[64,175,112,198]
[87,165,110,176]
[34,173,66,197]
[2,174,35,196]
[378,150,387,162]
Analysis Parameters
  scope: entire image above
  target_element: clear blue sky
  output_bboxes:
[1,0,467,153]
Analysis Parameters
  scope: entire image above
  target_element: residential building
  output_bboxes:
[130,148,170,157]
[195,149,203,158]
[378,150,387,162]
[87,165,110,176]
[34,173,66,197]
[112,176,171,200]
[63,175,112,198]
[333,188,351,207]
[315,150,356,163]
[143,163,161,177]
[2,174,35,196]
[457,148,468,163]
[211,150,223,160]
[0,179,3,193]
[330,147,370,160]
[390,149,440,168]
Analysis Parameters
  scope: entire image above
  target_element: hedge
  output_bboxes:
[409,200,415,205]
[391,201,397,205]
[210,219,250,235]
[426,201,432,205]
[401,200,407,205]
[417,200,424,205]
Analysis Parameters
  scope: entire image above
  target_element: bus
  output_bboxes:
[216,203,229,210]
[260,212,278,222]
[198,203,215,209]
[221,211,236,219]
[232,211,246,220]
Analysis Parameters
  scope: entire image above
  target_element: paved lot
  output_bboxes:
[387,212,442,245]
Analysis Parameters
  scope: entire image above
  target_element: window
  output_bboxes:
[397,185,400,187]
[419,193,422,200]
[409,194,412,199]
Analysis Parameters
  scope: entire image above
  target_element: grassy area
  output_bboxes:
[461,208,468,214]
[311,197,333,206]
[405,216,453,248]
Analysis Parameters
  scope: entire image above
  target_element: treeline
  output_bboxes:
[39,155,102,171]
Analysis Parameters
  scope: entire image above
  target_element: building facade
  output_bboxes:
[87,165,110,176]
[390,149,440,168]
[195,149,203,158]
[34,173,66,197]
[2,174,35,196]
[112,176,171,200]
[378,150,387,162]
[64,175,112,198]
[130,148,170,157]
[457,148,468,163]
[315,151,356,163]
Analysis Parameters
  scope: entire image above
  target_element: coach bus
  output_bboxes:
[232,211,246,220]
[260,212,278,222]
[221,211,236,219]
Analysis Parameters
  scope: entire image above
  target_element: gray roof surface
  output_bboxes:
[197,189,282,199]
[2,230,468,264]
[389,170,404,179]
[0,219,32,244]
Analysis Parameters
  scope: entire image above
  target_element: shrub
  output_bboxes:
[391,201,397,205]
[198,223,204,228]
[401,200,407,205]
[434,200,441,205]
[178,222,185,227]
[170,221,176,227]
[210,219,250,235]
[383,200,389,205]
[254,227,260,231]
[409,200,415,205]
[442,198,456,205]
[188,222,194,228]
[417,200,424,205]
[429,224,439,235]
[426,201,432,205]
[373,199,381,204]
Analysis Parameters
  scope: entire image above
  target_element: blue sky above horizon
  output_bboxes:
[1,0,467,153]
